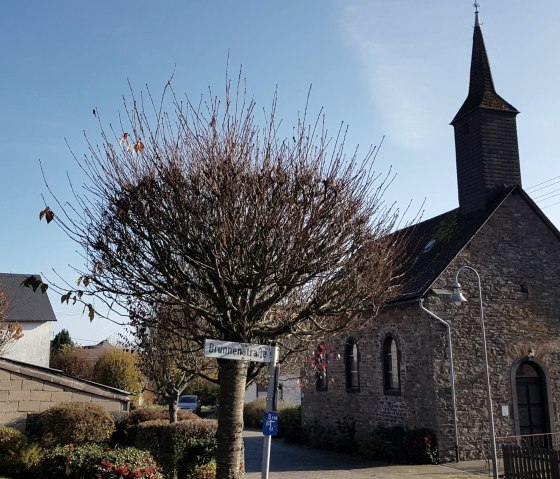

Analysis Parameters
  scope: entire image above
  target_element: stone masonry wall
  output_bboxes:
[427,192,560,460]
[302,192,560,463]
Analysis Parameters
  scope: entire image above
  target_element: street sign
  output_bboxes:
[263,411,279,436]
[204,339,272,363]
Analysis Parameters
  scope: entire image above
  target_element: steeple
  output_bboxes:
[451,8,521,214]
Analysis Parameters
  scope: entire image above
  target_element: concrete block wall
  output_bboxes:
[0,358,130,431]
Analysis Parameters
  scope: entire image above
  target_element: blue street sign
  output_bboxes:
[263,411,279,436]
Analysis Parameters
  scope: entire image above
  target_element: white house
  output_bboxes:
[0,273,57,367]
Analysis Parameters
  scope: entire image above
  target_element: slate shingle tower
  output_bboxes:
[451,11,521,214]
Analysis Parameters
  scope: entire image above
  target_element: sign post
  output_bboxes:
[261,345,278,479]
[204,339,279,479]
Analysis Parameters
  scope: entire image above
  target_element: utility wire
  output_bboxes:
[526,175,560,192]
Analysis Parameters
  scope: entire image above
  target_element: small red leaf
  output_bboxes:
[39,207,55,223]
[133,140,144,153]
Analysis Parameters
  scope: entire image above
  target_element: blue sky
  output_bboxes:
[1,1,559,344]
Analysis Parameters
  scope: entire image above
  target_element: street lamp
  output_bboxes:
[450,265,499,479]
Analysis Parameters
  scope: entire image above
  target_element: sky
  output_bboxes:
[1,1,559,345]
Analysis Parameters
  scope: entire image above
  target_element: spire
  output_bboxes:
[451,6,522,214]
[451,6,518,124]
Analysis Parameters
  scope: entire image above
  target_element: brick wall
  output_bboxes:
[0,357,130,431]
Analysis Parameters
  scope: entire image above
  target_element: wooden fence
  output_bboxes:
[502,444,560,479]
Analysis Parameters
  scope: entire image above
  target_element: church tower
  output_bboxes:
[451,10,521,214]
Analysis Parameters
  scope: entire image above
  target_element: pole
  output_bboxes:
[455,266,498,479]
[419,299,460,462]
[261,345,279,479]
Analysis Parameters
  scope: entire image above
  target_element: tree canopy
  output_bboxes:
[43,78,408,478]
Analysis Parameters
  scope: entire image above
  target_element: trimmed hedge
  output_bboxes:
[133,419,218,478]
[113,407,200,446]
[37,402,115,446]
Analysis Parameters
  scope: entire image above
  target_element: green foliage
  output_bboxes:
[358,437,392,461]
[191,460,216,479]
[38,401,115,446]
[0,425,28,477]
[40,443,164,479]
[333,415,357,453]
[92,349,144,406]
[117,407,199,446]
[132,419,218,479]
[405,428,438,465]
[243,398,267,428]
[49,343,93,379]
[277,406,302,442]
[188,379,220,406]
[50,328,73,353]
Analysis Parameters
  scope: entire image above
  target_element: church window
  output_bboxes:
[345,338,360,392]
[383,335,401,394]
[315,341,328,391]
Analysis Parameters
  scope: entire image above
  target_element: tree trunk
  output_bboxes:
[216,358,248,479]
[168,397,178,423]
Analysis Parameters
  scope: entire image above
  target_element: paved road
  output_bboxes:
[243,430,491,479]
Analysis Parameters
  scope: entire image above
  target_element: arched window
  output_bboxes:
[383,335,400,394]
[315,342,328,391]
[345,338,360,392]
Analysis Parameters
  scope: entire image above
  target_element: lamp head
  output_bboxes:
[449,282,468,305]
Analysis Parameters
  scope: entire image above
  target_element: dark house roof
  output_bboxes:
[390,186,560,304]
[0,273,57,323]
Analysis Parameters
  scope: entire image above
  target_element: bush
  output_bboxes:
[191,460,216,479]
[93,349,144,406]
[405,428,438,464]
[0,425,28,477]
[358,437,392,461]
[243,398,267,428]
[116,407,199,446]
[40,443,164,479]
[333,415,357,453]
[142,419,218,478]
[50,343,93,379]
[277,406,302,442]
[38,402,115,446]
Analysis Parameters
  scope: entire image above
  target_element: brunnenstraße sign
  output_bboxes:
[204,339,272,363]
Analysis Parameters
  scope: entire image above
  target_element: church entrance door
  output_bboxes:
[516,362,549,445]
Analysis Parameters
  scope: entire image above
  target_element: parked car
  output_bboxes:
[178,394,202,414]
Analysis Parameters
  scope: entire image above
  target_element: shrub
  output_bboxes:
[405,428,438,464]
[117,407,199,446]
[93,349,144,406]
[191,460,216,479]
[333,415,357,453]
[358,437,392,461]
[158,419,218,478]
[50,343,93,379]
[135,419,168,458]
[38,401,115,446]
[277,406,302,442]
[243,398,267,428]
[0,425,28,476]
[40,443,164,479]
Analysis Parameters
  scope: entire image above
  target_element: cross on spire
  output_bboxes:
[474,2,480,27]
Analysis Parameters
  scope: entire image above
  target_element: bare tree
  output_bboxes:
[0,292,23,355]
[43,78,408,479]
[127,301,212,422]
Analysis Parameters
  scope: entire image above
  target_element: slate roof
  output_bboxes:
[451,18,518,124]
[390,188,515,303]
[390,186,560,304]
[0,273,57,323]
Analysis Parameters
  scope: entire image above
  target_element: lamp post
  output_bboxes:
[450,266,498,479]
